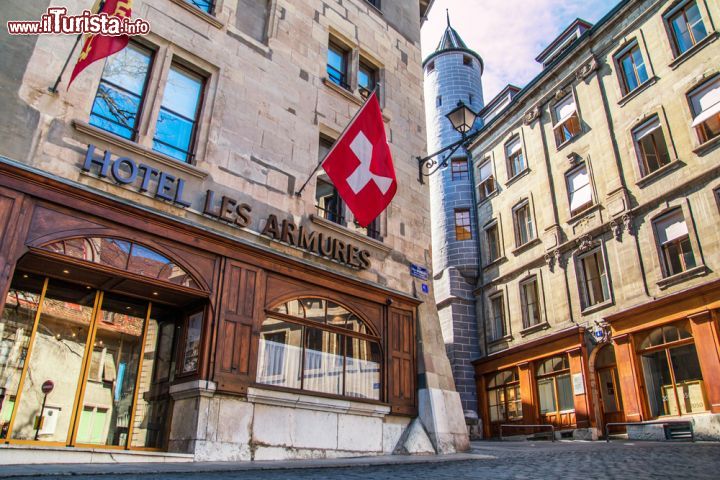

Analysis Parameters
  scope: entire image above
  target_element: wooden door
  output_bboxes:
[597,366,626,433]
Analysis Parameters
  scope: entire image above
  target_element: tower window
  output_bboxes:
[427,61,435,72]
[463,55,472,66]
[436,96,442,107]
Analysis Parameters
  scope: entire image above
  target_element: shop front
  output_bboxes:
[473,327,596,440]
[0,159,420,461]
[605,280,720,440]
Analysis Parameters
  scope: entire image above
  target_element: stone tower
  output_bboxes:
[423,13,484,417]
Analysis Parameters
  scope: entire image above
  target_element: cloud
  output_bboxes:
[421,0,620,102]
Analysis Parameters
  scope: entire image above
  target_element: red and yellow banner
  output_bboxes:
[68,0,133,89]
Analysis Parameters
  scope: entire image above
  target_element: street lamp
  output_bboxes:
[417,100,479,183]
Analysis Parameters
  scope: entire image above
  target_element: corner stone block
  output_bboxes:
[418,387,470,454]
[401,418,436,455]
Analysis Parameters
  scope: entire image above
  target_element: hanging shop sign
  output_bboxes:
[81,145,372,269]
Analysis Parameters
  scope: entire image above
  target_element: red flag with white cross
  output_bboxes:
[321,92,397,227]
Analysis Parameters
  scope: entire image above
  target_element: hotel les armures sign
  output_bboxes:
[81,145,372,269]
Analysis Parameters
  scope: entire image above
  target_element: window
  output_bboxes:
[436,96,442,107]
[633,116,671,176]
[185,0,213,14]
[356,217,381,240]
[463,55,472,66]
[153,64,204,163]
[536,355,574,416]
[365,0,380,9]
[577,248,610,309]
[688,77,720,143]
[477,160,495,201]
[566,164,593,215]
[451,158,469,181]
[653,209,696,277]
[552,94,581,147]
[488,294,506,341]
[427,61,435,72]
[520,276,541,329]
[667,1,708,55]
[327,41,349,90]
[358,60,377,98]
[617,43,649,94]
[513,201,535,247]
[486,369,522,423]
[316,178,345,225]
[505,136,526,178]
[89,42,153,140]
[454,209,472,241]
[257,298,382,400]
[638,322,707,417]
[486,223,501,263]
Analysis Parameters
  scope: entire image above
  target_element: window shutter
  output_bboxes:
[478,161,492,182]
[690,78,720,116]
[215,259,265,393]
[387,307,416,415]
[655,211,689,245]
[633,117,662,140]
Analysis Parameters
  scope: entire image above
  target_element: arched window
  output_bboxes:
[536,355,574,415]
[41,237,198,288]
[257,298,381,400]
[637,322,707,417]
[486,368,522,423]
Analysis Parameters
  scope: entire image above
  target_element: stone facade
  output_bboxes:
[423,21,484,417]
[466,0,720,439]
[0,0,468,460]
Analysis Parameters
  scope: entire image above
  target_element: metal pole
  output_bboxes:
[49,34,83,93]
[34,393,48,441]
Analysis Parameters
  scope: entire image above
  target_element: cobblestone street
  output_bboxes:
[7,441,720,480]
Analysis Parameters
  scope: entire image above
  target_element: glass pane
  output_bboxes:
[100,44,152,95]
[185,0,211,13]
[326,302,350,329]
[345,338,381,400]
[632,48,648,84]
[153,110,194,161]
[131,305,176,449]
[686,3,708,44]
[557,373,574,411]
[669,344,707,414]
[303,327,343,396]
[181,311,203,374]
[90,238,131,270]
[537,378,556,414]
[161,66,203,120]
[77,293,147,447]
[302,299,326,323]
[595,345,616,368]
[90,83,141,139]
[11,279,96,442]
[640,327,664,349]
[672,12,694,53]
[256,318,301,389]
[621,54,639,92]
[641,350,674,417]
[0,273,44,439]
[127,244,171,279]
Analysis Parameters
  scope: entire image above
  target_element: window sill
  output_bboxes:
[488,334,513,346]
[657,264,708,290]
[693,135,720,156]
[617,76,658,107]
[167,0,224,29]
[669,31,719,70]
[311,214,391,255]
[555,132,583,151]
[322,78,390,123]
[520,322,550,337]
[247,386,391,417]
[505,168,530,187]
[635,158,683,188]
[580,299,613,316]
[72,120,209,179]
[477,189,499,207]
[512,237,541,256]
[483,255,506,269]
[567,203,600,225]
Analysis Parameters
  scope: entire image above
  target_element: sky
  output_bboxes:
[420,0,621,102]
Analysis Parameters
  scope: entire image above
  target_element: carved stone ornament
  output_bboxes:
[622,213,633,236]
[554,248,564,269]
[567,152,580,165]
[610,218,622,240]
[523,105,541,125]
[589,320,611,344]
[544,251,555,272]
[554,89,566,101]
[575,234,595,254]
[575,55,599,81]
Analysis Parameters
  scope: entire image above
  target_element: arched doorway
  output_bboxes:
[595,344,625,433]
[0,237,207,449]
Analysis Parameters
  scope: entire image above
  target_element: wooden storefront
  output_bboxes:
[0,160,419,451]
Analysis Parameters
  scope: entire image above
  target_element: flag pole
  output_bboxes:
[49,33,83,93]
[295,83,381,197]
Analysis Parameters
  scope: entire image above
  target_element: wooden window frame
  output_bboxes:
[327,40,351,91]
[552,94,582,148]
[565,162,594,216]
[477,158,496,202]
[505,136,526,179]
[615,41,649,95]
[632,115,672,176]
[520,276,541,329]
[485,221,501,263]
[535,354,574,416]
[686,75,720,144]
[488,293,507,341]
[486,369,522,423]
[652,208,697,278]
[451,158,469,181]
[454,209,473,241]
[576,247,611,310]
[664,0,709,57]
[512,200,535,247]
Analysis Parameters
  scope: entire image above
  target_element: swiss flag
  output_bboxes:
[322,92,397,227]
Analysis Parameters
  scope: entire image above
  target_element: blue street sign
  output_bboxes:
[410,264,429,280]
[421,283,429,294]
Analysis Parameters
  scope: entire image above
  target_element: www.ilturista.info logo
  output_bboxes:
[7,7,150,36]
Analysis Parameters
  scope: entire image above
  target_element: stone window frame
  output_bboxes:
[661,0,714,59]
[486,290,509,342]
[612,37,654,99]
[647,199,707,288]
[625,108,681,186]
[512,198,536,249]
[685,73,720,148]
[504,133,527,181]
[518,273,546,332]
[573,242,614,313]
[324,30,386,107]
[476,156,497,203]
[482,217,505,267]
[84,35,218,169]
[564,161,595,218]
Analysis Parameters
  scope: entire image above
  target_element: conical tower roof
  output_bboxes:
[423,10,483,72]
